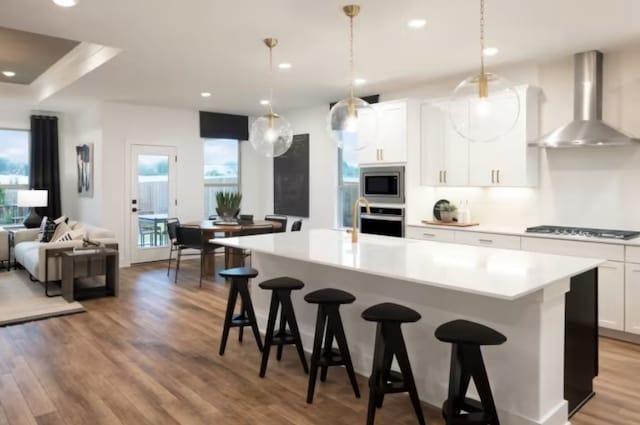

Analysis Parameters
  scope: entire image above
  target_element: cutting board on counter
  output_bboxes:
[422,220,479,227]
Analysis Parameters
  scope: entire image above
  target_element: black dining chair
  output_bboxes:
[174,225,220,287]
[166,217,181,276]
[291,220,302,232]
[265,214,288,233]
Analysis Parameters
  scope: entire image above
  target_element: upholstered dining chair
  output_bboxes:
[265,214,288,233]
[166,217,181,276]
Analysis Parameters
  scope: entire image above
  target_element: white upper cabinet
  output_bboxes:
[358,99,408,165]
[420,100,469,186]
[421,85,540,187]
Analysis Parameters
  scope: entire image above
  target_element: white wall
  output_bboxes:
[97,103,203,266]
[242,44,640,231]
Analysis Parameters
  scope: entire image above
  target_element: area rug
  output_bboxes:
[0,271,85,326]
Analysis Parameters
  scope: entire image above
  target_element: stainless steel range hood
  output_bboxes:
[537,50,640,148]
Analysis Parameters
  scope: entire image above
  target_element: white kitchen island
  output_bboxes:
[215,229,603,425]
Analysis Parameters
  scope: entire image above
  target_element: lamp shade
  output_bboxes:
[17,190,48,208]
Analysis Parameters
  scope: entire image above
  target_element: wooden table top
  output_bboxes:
[189,220,282,233]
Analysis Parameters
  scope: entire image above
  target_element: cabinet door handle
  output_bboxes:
[439,171,442,183]
[478,239,493,244]
[599,265,618,270]
[491,170,495,184]
[443,170,447,183]
[380,149,384,161]
[423,233,436,238]
[632,269,640,273]
[497,169,500,184]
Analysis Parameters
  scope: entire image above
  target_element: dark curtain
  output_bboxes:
[30,115,62,219]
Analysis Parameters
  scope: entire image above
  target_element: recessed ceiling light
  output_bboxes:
[259,99,270,105]
[482,47,499,57]
[407,19,427,29]
[278,63,292,70]
[200,92,211,98]
[354,78,367,86]
[2,71,16,78]
[52,0,78,7]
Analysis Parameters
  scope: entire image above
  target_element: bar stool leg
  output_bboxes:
[307,306,327,404]
[237,280,263,352]
[388,324,425,425]
[366,323,384,425]
[333,307,360,398]
[219,283,239,356]
[376,339,394,408]
[259,292,280,378]
[280,291,309,374]
[238,298,244,342]
[465,345,500,425]
[276,310,287,360]
[320,315,335,382]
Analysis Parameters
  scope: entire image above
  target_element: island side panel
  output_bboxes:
[250,252,571,425]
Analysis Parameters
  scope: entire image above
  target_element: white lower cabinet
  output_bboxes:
[405,226,455,243]
[454,231,521,250]
[625,263,640,335]
[598,261,625,331]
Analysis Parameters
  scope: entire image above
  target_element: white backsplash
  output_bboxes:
[408,145,640,231]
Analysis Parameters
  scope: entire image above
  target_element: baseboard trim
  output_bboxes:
[599,328,640,344]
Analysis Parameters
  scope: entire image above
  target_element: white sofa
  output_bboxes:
[13,221,118,283]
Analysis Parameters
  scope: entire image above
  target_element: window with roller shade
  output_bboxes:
[0,129,30,224]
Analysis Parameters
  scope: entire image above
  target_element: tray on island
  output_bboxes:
[421,220,479,227]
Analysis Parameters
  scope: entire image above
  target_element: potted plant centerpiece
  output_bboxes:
[215,191,242,222]
[439,203,458,223]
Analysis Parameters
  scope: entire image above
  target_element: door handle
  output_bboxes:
[496,169,500,184]
[132,208,138,213]
[443,170,447,183]
[491,170,495,184]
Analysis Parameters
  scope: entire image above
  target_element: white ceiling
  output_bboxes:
[1,0,640,115]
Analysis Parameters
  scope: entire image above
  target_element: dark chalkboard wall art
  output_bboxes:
[274,134,309,217]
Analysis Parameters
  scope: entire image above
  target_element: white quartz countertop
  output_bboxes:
[214,229,603,301]
[408,222,640,246]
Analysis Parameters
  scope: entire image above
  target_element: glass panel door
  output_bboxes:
[130,145,176,263]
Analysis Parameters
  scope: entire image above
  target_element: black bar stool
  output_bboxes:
[362,302,425,425]
[435,319,507,425]
[304,288,360,404]
[218,267,263,355]
[259,277,309,378]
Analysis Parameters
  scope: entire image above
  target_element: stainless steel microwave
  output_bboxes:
[360,166,405,204]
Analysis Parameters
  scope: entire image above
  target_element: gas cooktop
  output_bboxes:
[525,225,640,240]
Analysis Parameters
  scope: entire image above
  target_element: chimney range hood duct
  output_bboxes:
[537,50,640,148]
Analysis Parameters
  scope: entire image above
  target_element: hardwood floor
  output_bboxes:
[0,260,638,425]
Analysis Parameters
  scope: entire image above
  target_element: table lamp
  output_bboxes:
[17,189,48,228]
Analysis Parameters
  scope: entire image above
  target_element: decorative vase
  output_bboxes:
[216,208,240,222]
[440,211,453,223]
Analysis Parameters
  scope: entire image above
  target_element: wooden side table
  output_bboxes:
[61,248,119,302]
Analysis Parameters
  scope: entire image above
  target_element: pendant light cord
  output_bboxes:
[349,13,355,100]
[268,44,274,114]
[479,0,485,76]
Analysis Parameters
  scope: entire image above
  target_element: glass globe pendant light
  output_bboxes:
[250,38,293,158]
[450,0,520,143]
[327,5,377,150]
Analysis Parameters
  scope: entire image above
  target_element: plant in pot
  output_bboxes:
[439,203,458,223]
[215,191,242,222]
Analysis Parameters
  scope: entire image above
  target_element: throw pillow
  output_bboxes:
[35,216,49,241]
[40,219,58,243]
[54,215,69,225]
[55,229,85,242]
[50,221,70,242]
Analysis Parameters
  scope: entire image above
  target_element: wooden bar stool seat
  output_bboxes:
[362,302,425,425]
[304,288,360,403]
[218,267,263,355]
[258,277,308,378]
[436,319,507,425]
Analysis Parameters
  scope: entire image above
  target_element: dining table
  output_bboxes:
[187,219,283,273]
